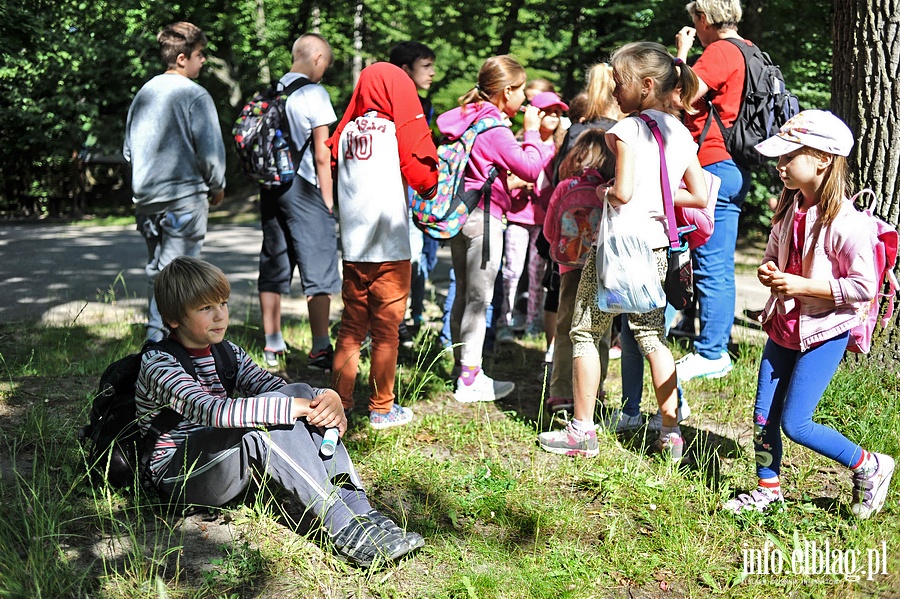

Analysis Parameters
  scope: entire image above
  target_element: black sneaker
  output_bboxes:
[398,322,414,349]
[308,346,334,372]
[365,509,425,551]
[330,517,411,568]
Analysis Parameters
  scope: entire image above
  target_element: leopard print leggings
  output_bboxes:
[570,244,668,360]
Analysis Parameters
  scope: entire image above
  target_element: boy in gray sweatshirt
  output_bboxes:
[123,21,226,342]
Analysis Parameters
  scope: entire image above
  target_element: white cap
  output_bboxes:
[754,110,854,157]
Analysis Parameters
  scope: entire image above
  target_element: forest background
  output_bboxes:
[0,0,832,235]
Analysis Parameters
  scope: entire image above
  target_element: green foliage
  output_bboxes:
[1,0,834,232]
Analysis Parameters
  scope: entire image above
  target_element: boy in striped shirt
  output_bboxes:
[135,256,422,567]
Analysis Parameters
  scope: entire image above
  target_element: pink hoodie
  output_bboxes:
[437,103,554,220]
[760,195,878,351]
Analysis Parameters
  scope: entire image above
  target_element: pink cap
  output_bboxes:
[755,110,854,157]
[530,91,569,112]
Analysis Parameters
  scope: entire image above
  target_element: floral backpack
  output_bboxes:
[545,168,607,267]
[410,116,504,240]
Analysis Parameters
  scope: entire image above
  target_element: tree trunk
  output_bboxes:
[496,0,526,56]
[255,0,270,85]
[352,1,363,85]
[833,0,900,365]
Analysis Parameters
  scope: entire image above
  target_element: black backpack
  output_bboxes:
[79,338,237,489]
[232,77,314,188]
[697,38,801,170]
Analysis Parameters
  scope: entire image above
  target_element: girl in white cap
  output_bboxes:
[725,109,895,518]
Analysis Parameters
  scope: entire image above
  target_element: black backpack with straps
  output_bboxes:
[232,77,314,187]
[79,338,237,490]
[697,38,801,170]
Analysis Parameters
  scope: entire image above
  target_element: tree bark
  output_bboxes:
[833,0,900,364]
[496,0,526,56]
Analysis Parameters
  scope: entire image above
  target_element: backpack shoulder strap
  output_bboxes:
[697,38,757,152]
[209,340,239,397]
[281,76,312,96]
[279,77,316,163]
[143,338,194,438]
[472,116,506,134]
[136,338,237,482]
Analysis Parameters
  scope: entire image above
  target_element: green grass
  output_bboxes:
[0,312,898,598]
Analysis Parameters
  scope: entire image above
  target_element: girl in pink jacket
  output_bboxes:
[436,55,554,403]
[724,110,894,519]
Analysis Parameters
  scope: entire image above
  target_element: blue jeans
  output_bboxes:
[137,201,208,339]
[410,234,439,324]
[692,160,751,359]
[619,304,680,417]
[754,332,862,480]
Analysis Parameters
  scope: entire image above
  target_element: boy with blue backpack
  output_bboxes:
[252,34,342,372]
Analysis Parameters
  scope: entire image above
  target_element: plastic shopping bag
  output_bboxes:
[595,199,666,314]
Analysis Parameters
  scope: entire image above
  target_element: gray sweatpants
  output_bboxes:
[157,383,369,535]
[450,208,504,366]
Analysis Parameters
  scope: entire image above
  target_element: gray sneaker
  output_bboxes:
[365,509,425,552]
[657,432,684,462]
[331,517,411,568]
[648,397,691,431]
[851,453,895,519]
[538,422,599,457]
[599,409,644,433]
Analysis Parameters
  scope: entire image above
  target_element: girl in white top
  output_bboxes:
[539,42,708,460]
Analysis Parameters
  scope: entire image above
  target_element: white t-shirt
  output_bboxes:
[606,109,698,249]
[280,72,337,187]
[336,115,410,262]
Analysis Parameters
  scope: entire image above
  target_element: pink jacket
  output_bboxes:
[437,103,554,220]
[761,195,878,351]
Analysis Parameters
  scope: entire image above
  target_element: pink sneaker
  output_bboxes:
[538,422,599,457]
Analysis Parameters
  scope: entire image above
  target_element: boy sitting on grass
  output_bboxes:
[134,256,422,568]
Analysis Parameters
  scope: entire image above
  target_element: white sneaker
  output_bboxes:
[648,397,691,431]
[676,352,732,382]
[599,409,644,433]
[454,371,515,403]
[851,453,896,519]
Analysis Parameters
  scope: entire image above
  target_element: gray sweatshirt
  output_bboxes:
[124,74,226,211]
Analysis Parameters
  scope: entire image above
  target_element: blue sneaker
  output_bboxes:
[370,403,413,430]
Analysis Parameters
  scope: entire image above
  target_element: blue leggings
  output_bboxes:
[754,332,863,480]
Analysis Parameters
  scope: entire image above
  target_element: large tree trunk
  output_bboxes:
[833,0,900,365]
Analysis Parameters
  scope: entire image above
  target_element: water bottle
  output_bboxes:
[273,129,294,184]
[320,427,339,457]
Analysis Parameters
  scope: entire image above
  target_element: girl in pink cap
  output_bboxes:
[497,90,568,346]
[724,110,894,518]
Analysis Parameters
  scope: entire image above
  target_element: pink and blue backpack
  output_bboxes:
[847,189,899,354]
[545,168,606,268]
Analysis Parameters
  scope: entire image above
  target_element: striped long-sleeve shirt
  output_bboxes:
[134,340,325,480]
